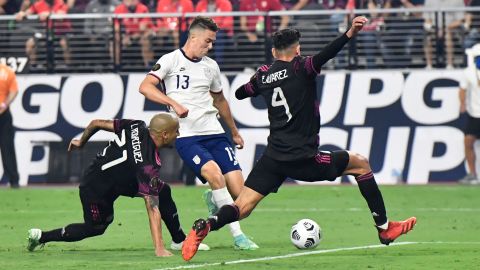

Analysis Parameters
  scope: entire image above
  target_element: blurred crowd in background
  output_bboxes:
[0,0,479,72]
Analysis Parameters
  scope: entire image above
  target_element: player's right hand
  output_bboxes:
[173,104,189,118]
[68,139,83,152]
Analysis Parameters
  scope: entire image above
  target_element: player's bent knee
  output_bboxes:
[347,152,372,176]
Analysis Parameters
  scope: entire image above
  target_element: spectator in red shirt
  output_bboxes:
[15,0,72,68]
[237,0,288,68]
[239,0,289,44]
[156,0,194,48]
[114,0,154,67]
[280,0,310,10]
[195,0,233,67]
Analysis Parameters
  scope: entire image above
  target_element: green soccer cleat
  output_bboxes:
[27,228,44,252]
[202,189,218,216]
[234,234,259,250]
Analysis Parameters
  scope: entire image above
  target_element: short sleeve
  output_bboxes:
[148,53,174,81]
[210,63,222,93]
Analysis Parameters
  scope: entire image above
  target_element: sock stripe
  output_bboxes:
[356,171,374,182]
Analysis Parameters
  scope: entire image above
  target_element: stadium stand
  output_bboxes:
[1,5,480,73]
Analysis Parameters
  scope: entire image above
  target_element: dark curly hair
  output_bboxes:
[189,16,218,32]
[272,28,301,50]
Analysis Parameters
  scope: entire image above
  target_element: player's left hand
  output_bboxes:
[232,133,244,150]
[347,16,368,37]
[68,139,83,152]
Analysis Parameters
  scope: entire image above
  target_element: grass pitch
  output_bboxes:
[0,185,479,269]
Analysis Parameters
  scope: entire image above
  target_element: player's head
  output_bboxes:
[271,28,301,60]
[186,16,218,58]
[148,113,180,147]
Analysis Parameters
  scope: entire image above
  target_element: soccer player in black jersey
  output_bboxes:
[26,113,209,256]
[182,16,417,261]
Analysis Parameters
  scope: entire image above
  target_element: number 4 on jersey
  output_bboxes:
[272,87,292,122]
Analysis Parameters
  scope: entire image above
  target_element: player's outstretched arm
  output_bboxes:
[68,119,114,152]
[211,91,244,149]
[139,75,189,118]
[312,16,368,70]
[144,195,173,257]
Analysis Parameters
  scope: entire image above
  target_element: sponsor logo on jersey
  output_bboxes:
[180,67,186,71]
[261,69,288,84]
[131,123,144,164]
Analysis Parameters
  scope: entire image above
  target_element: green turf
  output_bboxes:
[1,185,479,269]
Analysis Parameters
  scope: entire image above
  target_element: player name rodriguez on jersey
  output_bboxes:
[131,122,143,164]
[148,49,225,138]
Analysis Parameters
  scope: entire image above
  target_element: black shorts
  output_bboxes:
[465,114,480,137]
[244,150,350,196]
[79,187,118,227]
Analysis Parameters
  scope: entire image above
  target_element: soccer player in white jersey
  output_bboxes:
[139,16,258,250]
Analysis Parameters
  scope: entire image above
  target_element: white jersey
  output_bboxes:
[149,49,225,138]
[461,68,480,117]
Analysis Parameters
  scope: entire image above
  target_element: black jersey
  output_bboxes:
[80,119,163,198]
[238,56,321,161]
[236,33,350,161]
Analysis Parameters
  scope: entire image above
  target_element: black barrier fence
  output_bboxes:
[46,141,196,185]
[1,7,480,74]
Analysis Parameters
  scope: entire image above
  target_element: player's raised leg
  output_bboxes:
[342,151,417,244]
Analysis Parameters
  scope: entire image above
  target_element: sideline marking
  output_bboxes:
[153,241,480,270]
[153,242,416,270]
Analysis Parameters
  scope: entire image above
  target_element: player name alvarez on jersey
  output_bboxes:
[261,69,288,84]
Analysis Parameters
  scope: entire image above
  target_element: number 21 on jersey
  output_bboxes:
[100,130,127,171]
[272,87,292,122]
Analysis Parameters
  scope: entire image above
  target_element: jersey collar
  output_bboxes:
[180,48,202,63]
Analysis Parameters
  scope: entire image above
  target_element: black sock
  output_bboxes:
[40,223,104,243]
[207,204,239,231]
[158,184,185,243]
[356,172,388,226]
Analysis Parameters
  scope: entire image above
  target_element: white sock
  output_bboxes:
[377,220,389,230]
[211,187,243,237]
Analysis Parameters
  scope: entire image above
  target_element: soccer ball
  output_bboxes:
[290,219,322,249]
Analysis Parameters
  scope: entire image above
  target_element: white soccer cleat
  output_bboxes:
[170,240,210,251]
[27,228,44,252]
